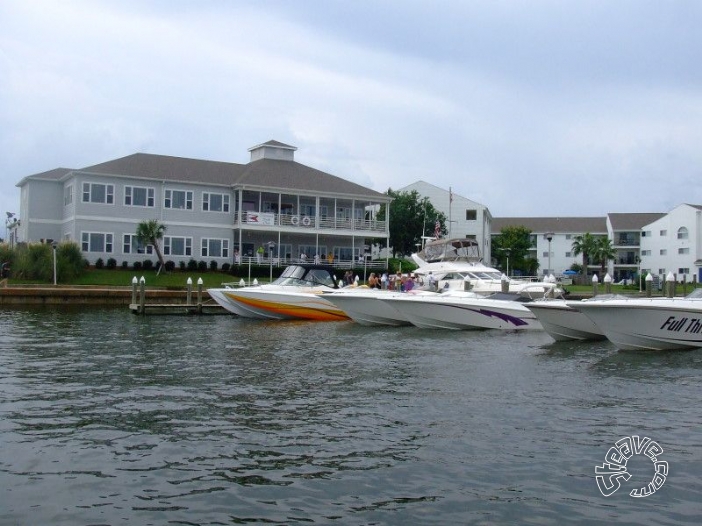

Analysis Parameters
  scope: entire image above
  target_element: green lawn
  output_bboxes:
[9,269,262,289]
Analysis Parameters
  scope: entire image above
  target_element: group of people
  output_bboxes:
[364,270,430,292]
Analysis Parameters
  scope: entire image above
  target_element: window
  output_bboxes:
[542,251,552,257]
[64,185,73,206]
[201,238,229,258]
[164,236,192,257]
[641,250,651,256]
[123,234,153,255]
[660,230,667,236]
[677,227,689,240]
[642,230,650,237]
[679,268,690,275]
[660,249,667,255]
[658,268,666,275]
[82,182,114,204]
[203,192,229,212]
[465,209,477,221]
[301,204,316,216]
[164,189,193,210]
[678,247,690,254]
[565,251,572,257]
[81,232,113,253]
[565,234,572,240]
[124,186,155,207]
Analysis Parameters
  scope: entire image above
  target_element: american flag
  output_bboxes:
[434,219,441,239]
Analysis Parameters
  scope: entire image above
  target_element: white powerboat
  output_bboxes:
[207,264,349,321]
[525,298,606,342]
[378,290,543,331]
[567,289,702,351]
[411,238,554,296]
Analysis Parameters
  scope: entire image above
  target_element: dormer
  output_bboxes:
[248,140,297,162]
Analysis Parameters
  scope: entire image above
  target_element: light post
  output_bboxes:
[267,241,276,282]
[5,212,15,243]
[502,248,511,277]
[545,232,554,278]
[51,241,58,285]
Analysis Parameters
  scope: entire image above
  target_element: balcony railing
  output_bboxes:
[237,212,387,234]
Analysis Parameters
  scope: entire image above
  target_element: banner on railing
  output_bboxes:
[246,211,275,225]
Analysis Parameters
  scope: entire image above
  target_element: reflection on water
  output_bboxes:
[1,307,701,524]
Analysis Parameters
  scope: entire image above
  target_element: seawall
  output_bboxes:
[0,286,211,306]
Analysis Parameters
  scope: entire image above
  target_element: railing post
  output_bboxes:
[592,274,599,297]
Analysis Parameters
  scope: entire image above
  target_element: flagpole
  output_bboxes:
[448,187,452,238]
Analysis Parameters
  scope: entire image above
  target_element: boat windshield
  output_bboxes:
[418,238,481,263]
[272,266,336,288]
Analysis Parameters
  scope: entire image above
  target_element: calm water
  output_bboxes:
[1,307,701,525]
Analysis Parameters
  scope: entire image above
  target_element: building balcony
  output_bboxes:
[235,212,387,234]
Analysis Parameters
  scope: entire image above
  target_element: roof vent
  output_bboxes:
[248,140,297,162]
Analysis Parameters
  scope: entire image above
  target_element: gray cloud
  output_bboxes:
[1,0,700,223]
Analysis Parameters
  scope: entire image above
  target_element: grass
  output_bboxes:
[8,269,264,289]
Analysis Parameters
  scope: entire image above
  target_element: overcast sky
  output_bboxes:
[2,0,701,228]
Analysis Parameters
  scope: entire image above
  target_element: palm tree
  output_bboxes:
[571,232,597,283]
[136,219,167,272]
[593,236,617,277]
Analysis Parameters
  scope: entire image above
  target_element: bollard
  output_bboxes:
[645,273,653,298]
[501,274,509,293]
[186,277,193,305]
[592,274,599,297]
[197,277,203,305]
[139,276,146,314]
[665,271,675,298]
[604,273,612,294]
[131,276,138,304]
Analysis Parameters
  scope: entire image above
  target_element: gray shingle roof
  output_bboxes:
[608,212,666,230]
[492,216,608,234]
[74,153,387,199]
[16,167,74,186]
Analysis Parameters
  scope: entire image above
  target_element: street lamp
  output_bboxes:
[545,232,554,278]
[51,241,58,285]
[5,212,15,243]
[267,241,276,282]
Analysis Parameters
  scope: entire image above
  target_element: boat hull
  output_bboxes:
[208,288,349,321]
[325,291,412,326]
[380,294,541,330]
[570,298,702,351]
[526,300,605,342]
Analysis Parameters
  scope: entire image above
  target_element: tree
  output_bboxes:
[593,236,616,277]
[375,189,446,257]
[491,226,538,276]
[136,220,167,272]
[571,232,598,282]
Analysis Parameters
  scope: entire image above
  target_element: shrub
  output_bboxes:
[209,260,218,271]
[179,260,186,271]
[106,258,117,270]
[121,261,129,269]
[56,242,85,282]
[95,258,104,269]
[13,243,52,281]
[187,259,198,271]
[165,260,176,272]
[221,263,231,272]
[143,260,154,271]
[197,260,208,272]
[133,261,143,271]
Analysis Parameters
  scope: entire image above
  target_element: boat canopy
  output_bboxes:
[414,238,481,264]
